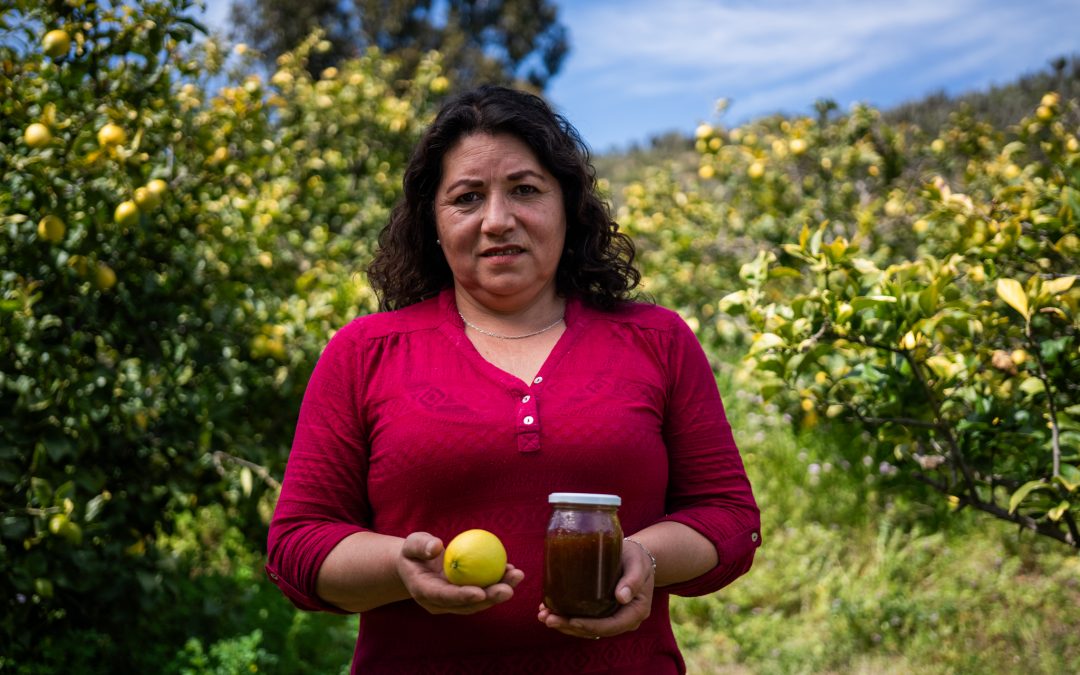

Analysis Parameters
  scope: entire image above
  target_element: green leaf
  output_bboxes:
[1056,464,1080,492]
[1018,377,1046,396]
[809,227,824,256]
[1047,501,1070,522]
[918,286,938,316]
[768,266,803,279]
[759,383,786,401]
[996,278,1029,320]
[85,493,109,521]
[1042,275,1076,295]
[1009,480,1052,514]
[851,295,897,312]
[749,332,785,355]
[719,290,747,314]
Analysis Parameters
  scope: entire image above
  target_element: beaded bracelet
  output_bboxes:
[624,537,657,576]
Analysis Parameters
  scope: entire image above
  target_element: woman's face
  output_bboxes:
[434,132,567,313]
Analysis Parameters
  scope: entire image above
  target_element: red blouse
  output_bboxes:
[267,288,761,673]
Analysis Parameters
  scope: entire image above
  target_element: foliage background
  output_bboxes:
[2,1,1078,673]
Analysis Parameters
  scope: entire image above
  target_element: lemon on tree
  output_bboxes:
[94,263,117,291]
[42,29,70,59]
[133,186,160,211]
[24,123,52,149]
[145,178,168,199]
[37,215,65,243]
[114,200,139,227]
[97,123,127,148]
[443,529,507,587]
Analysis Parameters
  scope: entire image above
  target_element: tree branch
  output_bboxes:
[912,471,1077,549]
[211,450,282,491]
[1026,324,1062,478]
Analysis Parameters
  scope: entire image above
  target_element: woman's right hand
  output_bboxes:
[397,532,524,615]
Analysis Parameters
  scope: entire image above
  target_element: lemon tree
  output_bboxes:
[1,0,443,669]
[703,96,1080,548]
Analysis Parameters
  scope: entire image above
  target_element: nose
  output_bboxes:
[480,193,515,236]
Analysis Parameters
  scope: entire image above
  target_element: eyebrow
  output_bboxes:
[442,169,548,194]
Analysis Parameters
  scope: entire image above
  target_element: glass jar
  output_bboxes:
[543,492,623,618]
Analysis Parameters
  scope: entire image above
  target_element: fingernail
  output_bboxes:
[619,587,632,603]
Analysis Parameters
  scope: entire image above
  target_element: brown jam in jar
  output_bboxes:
[543,493,623,618]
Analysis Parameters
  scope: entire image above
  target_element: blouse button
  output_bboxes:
[751,532,759,542]
[533,376,543,384]
[523,416,535,425]
[522,395,531,403]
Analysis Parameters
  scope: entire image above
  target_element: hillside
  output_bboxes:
[592,53,1080,207]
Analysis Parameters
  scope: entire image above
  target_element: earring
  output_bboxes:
[436,239,441,245]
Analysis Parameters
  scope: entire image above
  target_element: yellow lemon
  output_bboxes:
[146,178,167,195]
[95,262,117,290]
[443,529,507,587]
[114,200,139,227]
[97,123,127,147]
[37,215,66,243]
[133,186,160,211]
[430,76,450,94]
[25,123,52,148]
[42,29,71,59]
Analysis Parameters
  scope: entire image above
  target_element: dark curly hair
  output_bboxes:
[367,85,640,311]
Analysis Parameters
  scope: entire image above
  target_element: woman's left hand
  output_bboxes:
[536,538,655,640]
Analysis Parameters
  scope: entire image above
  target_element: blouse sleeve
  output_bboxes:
[265,323,372,612]
[655,313,761,597]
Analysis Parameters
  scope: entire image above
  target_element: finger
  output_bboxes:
[401,532,443,560]
[501,565,525,588]
[425,577,488,604]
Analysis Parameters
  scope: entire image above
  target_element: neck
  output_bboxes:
[454,289,566,335]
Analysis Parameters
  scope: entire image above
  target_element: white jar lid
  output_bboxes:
[548,492,621,506]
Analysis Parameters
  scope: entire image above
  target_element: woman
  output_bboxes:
[266,85,761,673]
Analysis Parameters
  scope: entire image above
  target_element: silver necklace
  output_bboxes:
[458,311,564,340]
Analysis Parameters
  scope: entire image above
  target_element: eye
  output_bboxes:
[453,192,482,204]
[513,184,539,195]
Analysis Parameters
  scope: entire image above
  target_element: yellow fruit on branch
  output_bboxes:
[429,76,450,94]
[24,123,52,148]
[145,178,168,198]
[37,215,66,243]
[133,186,160,211]
[42,29,71,59]
[443,529,507,587]
[94,262,117,290]
[114,200,140,227]
[97,123,127,147]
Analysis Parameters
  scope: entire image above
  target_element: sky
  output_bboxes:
[200,0,1080,153]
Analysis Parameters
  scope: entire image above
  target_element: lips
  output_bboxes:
[480,246,525,257]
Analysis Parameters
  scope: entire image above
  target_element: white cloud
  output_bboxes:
[550,0,1080,141]
[565,0,973,83]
